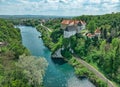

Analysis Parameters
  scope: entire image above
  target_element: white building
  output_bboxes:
[61,20,86,38]
[94,28,101,37]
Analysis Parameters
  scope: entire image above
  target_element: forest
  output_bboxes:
[0,18,48,87]
[36,12,120,87]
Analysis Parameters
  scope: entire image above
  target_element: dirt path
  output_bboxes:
[40,23,52,32]
[75,57,115,87]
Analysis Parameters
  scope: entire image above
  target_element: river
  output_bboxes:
[17,26,95,87]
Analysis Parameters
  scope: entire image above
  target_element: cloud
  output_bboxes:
[0,0,5,2]
[0,0,120,16]
[89,0,101,4]
[111,0,119,3]
[46,0,59,2]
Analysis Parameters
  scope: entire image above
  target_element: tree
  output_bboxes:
[113,44,120,75]
[100,40,106,54]
[87,20,96,34]
[17,55,48,87]
[103,28,107,39]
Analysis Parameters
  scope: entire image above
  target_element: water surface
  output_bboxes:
[18,26,95,87]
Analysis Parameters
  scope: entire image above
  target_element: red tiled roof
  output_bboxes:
[80,20,86,25]
[87,33,95,38]
[61,20,71,25]
[61,20,86,25]
[75,20,80,24]
[69,21,75,25]
[95,28,101,33]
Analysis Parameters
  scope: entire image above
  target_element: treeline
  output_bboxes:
[74,12,120,40]
[0,18,29,58]
[73,12,120,86]
[0,18,48,87]
[9,19,40,27]
[61,13,120,86]
[36,25,63,54]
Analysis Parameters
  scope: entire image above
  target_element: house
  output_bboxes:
[61,20,86,38]
[86,33,95,38]
[86,28,101,38]
[95,28,101,37]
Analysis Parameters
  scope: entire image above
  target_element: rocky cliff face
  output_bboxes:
[52,48,63,58]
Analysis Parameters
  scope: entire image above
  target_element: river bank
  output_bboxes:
[18,25,95,87]
[69,57,108,87]
[36,24,109,87]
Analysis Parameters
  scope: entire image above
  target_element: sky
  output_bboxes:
[0,0,120,16]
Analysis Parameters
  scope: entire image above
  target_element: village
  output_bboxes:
[51,19,101,59]
[41,18,101,39]
[61,19,101,38]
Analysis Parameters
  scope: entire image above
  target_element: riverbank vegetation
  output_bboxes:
[69,57,107,87]
[17,55,48,87]
[36,21,108,87]
[36,24,63,54]
[9,19,40,27]
[0,18,48,87]
[35,12,120,87]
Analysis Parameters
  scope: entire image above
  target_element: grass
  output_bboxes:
[81,29,88,34]
[87,61,118,87]
[112,81,120,87]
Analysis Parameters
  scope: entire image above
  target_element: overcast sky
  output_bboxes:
[0,0,120,16]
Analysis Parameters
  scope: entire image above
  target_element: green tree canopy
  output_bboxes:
[17,55,48,87]
[87,20,96,34]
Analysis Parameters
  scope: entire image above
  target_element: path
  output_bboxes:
[40,23,52,32]
[75,57,115,87]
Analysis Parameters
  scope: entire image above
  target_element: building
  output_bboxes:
[86,33,95,38]
[86,28,101,38]
[61,20,86,38]
[95,28,101,37]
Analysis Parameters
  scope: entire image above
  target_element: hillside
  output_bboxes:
[36,12,120,87]
[0,19,48,87]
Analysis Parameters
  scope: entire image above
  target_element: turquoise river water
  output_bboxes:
[17,26,95,87]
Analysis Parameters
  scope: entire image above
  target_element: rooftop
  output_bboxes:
[61,20,86,25]
[95,28,101,33]
[87,33,95,38]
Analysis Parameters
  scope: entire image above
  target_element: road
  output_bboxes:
[75,57,115,87]
[40,23,52,32]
